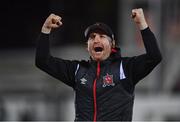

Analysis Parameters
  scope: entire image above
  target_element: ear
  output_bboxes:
[112,40,116,48]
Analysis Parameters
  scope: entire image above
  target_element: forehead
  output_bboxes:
[88,32,112,43]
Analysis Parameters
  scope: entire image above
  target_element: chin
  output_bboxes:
[93,56,103,61]
[91,52,105,61]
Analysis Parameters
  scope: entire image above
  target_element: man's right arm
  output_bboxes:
[35,14,77,88]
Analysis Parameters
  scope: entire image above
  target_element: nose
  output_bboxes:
[94,35,101,42]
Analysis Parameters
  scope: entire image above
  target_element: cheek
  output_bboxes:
[104,42,112,51]
[87,42,92,52]
[106,46,112,53]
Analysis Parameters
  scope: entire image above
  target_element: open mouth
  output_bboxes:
[94,47,103,52]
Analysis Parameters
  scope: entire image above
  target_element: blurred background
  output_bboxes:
[0,0,180,121]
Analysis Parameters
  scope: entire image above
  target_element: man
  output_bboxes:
[35,8,162,121]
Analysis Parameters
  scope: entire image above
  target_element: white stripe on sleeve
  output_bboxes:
[120,61,126,80]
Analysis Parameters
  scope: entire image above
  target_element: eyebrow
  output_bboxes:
[88,34,112,42]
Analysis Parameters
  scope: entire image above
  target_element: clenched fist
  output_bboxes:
[131,8,148,30]
[41,14,63,34]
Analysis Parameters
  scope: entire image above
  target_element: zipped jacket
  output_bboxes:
[35,27,162,121]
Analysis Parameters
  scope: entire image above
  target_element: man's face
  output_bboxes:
[87,32,112,61]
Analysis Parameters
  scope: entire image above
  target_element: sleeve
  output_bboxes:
[130,27,162,85]
[35,33,78,88]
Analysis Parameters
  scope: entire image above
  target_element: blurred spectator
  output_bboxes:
[172,70,180,94]
[0,98,6,121]
[19,110,33,121]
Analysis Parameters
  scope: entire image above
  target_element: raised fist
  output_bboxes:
[131,8,148,30]
[41,14,62,34]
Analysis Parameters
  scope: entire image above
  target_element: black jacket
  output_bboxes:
[35,27,162,121]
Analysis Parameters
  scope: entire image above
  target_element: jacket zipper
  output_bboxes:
[93,62,100,122]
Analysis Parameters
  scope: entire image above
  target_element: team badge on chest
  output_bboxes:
[102,73,115,87]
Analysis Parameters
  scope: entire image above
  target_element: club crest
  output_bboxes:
[102,73,115,87]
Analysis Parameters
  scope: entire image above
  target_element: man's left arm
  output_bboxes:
[130,8,162,84]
